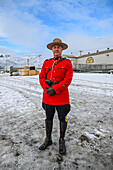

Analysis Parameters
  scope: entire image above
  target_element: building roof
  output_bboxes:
[63,48,113,59]
[63,54,78,59]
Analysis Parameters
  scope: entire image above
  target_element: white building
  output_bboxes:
[64,48,113,72]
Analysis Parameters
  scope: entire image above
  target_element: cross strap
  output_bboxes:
[45,58,66,79]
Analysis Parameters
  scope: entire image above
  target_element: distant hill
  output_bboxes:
[0,55,41,71]
[0,47,41,70]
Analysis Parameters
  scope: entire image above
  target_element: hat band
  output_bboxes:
[51,44,63,49]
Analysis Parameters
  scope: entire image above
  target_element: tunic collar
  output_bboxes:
[53,56,62,61]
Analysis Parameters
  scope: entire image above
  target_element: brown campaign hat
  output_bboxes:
[47,38,68,50]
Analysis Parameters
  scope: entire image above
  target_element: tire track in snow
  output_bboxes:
[0,75,42,108]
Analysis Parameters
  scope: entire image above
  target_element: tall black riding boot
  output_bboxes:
[38,120,53,150]
[59,121,67,154]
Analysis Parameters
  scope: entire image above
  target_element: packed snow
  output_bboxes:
[0,73,113,170]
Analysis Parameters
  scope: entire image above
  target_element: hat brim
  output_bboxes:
[47,42,68,50]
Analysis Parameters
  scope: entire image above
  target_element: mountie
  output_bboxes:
[39,38,73,154]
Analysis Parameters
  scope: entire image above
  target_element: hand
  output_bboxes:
[46,87,56,96]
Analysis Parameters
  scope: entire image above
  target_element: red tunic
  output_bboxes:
[39,56,73,105]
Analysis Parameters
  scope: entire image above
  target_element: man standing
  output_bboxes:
[39,38,73,154]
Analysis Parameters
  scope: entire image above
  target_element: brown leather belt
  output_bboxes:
[51,81,59,85]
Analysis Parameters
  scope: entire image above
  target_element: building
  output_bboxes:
[63,48,113,73]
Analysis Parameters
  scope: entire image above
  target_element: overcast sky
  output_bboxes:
[0,0,113,57]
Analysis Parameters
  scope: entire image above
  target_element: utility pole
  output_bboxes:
[27,58,29,66]
[79,50,83,56]
[5,55,10,72]
[38,55,41,68]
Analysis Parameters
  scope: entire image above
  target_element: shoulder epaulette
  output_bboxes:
[45,58,53,61]
[45,57,70,61]
[62,57,70,60]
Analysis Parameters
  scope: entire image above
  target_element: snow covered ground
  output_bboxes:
[0,73,113,170]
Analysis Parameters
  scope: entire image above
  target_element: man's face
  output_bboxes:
[52,44,63,58]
